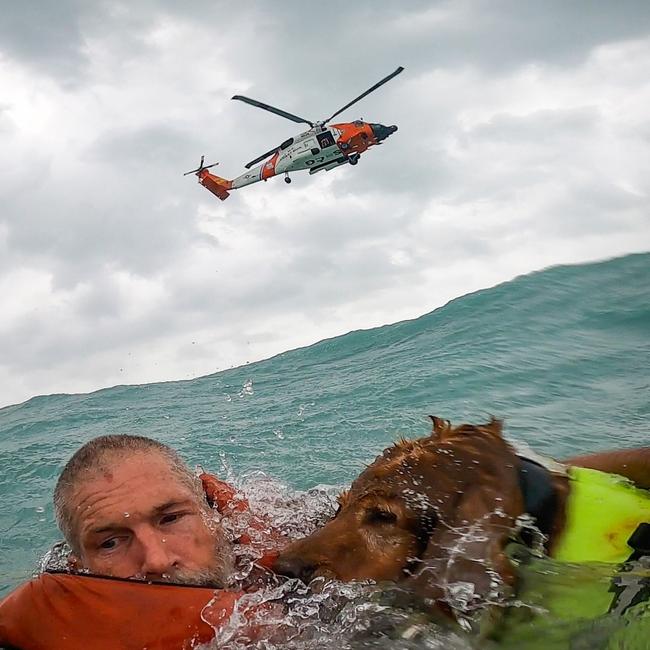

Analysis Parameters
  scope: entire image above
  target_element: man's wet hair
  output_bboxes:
[53,434,204,554]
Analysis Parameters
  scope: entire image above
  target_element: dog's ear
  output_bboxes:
[428,416,452,439]
[407,434,523,613]
[482,416,504,437]
[408,485,520,612]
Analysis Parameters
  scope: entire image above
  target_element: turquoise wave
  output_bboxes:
[0,252,648,597]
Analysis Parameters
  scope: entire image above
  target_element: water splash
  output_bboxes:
[34,473,649,648]
[238,380,254,398]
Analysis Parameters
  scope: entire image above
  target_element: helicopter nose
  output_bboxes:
[371,123,398,142]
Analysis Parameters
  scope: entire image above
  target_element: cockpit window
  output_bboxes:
[353,120,364,127]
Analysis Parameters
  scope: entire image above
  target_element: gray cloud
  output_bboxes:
[0,1,649,407]
[0,1,88,85]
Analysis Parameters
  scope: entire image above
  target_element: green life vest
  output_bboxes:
[552,467,650,564]
[493,468,650,648]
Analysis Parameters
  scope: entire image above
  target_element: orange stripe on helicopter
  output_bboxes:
[261,152,280,180]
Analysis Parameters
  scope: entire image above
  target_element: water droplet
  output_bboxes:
[224,394,232,402]
[238,379,254,397]
[273,428,285,440]
[36,506,45,513]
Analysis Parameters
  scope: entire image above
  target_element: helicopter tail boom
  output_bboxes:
[198,169,232,201]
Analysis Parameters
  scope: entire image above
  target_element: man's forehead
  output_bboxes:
[93,447,177,473]
[71,449,195,500]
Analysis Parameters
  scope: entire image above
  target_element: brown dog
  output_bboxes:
[275,417,650,613]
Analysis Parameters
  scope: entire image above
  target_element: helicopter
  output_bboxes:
[184,66,403,200]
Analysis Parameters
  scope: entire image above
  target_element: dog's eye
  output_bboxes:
[366,507,398,525]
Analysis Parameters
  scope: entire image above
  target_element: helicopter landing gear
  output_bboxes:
[348,153,360,166]
[284,173,292,184]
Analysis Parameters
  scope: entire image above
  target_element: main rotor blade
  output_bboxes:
[232,95,314,127]
[245,145,280,170]
[323,66,404,123]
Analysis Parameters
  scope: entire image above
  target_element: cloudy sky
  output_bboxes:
[1,1,649,408]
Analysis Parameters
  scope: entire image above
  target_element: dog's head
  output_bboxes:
[275,418,526,608]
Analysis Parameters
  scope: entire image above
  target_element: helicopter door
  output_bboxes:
[317,131,335,149]
[302,138,319,155]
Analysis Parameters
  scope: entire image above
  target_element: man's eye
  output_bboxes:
[99,538,119,550]
[160,512,185,525]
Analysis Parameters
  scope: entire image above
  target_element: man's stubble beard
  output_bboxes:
[160,527,235,588]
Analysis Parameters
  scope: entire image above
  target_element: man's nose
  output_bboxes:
[137,530,177,577]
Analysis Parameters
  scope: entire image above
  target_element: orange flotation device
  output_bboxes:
[0,572,240,650]
[0,473,285,650]
[199,473,282,569]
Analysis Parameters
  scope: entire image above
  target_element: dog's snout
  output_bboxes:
[274,554,317,584]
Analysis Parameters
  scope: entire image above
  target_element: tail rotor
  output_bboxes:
[184,155,219,176]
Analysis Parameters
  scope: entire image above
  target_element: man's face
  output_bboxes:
[69,451,232,585]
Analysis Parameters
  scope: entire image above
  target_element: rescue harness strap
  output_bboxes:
[517,456,558,542]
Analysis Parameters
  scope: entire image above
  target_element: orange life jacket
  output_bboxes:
[199,473,281,569]
[0,572,240,650]
[0,474,283,650]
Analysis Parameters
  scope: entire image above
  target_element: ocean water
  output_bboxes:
[0,252,648,646]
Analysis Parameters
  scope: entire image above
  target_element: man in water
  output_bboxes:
[0,435,251,649]
[53,434,235,584]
